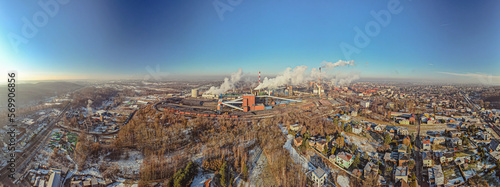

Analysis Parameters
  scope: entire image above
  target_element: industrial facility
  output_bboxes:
[155,68,344,118]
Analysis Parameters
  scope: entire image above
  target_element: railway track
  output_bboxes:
[0,104,70,185]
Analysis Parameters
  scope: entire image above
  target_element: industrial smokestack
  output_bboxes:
[259,71,261,85]
[319,67,322,98]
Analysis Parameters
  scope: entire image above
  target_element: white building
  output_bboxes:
[360,100,371,108]
[308,167,327,187]
[427,165,444,187]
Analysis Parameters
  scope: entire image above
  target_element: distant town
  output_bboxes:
[1,79,499,187]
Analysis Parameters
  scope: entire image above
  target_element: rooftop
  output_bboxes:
[395,166,408,177]
[337,152,353,161]
[312,167,327,179]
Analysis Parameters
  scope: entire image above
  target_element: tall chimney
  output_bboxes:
[259,71,261,85]
[319,67,322,98]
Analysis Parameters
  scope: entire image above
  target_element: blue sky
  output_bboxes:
[0,0,499,83]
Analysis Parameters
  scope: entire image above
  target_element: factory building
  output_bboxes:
[242,94,256,112]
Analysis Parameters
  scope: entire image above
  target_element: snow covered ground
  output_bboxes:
[342,132,378,153]
[337,175,350,187]
[79,167,102,178]
[283,134,315,171]
[280,123,315,171]
[34,147,53,166]
[108,150,144,176]
[248,152,266,187]
[446,176,464,186]
[462,169,476,180]
[108,178,138,187]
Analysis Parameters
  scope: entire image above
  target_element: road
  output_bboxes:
[0,103,70,186]
[460,91,500,138]
[414,113,425,187]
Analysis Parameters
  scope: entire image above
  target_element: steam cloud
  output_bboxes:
[254,60,358,90]
[205,69,244,95]
[254,66,308,90]
[330,72,361,86]
[321,60,355,69]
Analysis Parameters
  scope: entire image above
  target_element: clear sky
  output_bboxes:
[0,0,499,84]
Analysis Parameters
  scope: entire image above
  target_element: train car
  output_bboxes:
[210,115,216,117]
[203,114,209,117]
[231,115,238,118]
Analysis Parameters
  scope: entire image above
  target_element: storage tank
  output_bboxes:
[191,89,199,98]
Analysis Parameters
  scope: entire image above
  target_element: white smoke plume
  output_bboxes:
[205,68,244,95]
[330,72,361,86]
[254,60,358,90]
[321,60,355,69]
[254,65,308,90]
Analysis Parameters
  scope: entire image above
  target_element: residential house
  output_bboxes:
[422,139,431,151]
[481,133,490,141]
[352,169,362,178]
[360,100,370,108]
[397,127,409,136]
[316,140,327,152]
[290,124,302,131]
[398,153,410,166]
[374,125,385,132]
[336,152,354,168]
[387,126,397,133]
[490,151,500,162]
[384,152,396,163]
[448,137,462,147]
[364,161,379,178]
[340,115,351,121]
[294,137,303,147]
[422,152,433,167]
[438,152,454,164]
[394,166,408,183]
[308,167,327,187]
[433,137,445,145]
[398,144,407,153]
[490,140,500,152]
[448,130,461,138]
[428,165,444,187]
